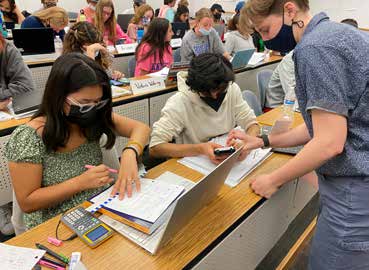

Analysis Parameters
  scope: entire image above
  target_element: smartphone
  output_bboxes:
[119,78,130,86]
[110,79,124,86]
[214,146,236,156]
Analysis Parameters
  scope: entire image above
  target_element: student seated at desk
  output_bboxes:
[5,53,150,229]
[63,22,124,80]
[158,0,176,23]
[0,35,35,111]
[135,18,173,76]
[127,4,154,43]
[265,50,296,109]
[180,8,231,63]
[77,0,98,22]
[149,53,259,164]
[174,5,190,30]
[0,0,25,25]
[21,6,68,40]
[93,0,132,46]
[225,14,255,57]
[123,0,146,15]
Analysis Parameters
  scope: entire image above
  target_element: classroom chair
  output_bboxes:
[242,90,263,116]
[256,69,273,110]
[11,136,120,235]
[128,57,136,78]
[173,49,181,63]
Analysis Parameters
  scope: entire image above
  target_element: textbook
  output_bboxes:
[83,179,185,234]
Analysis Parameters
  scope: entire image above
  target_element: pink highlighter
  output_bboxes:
[38,259,66,270]
[84,165,118,174]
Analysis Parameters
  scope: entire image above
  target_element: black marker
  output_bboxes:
[35,243,69,264]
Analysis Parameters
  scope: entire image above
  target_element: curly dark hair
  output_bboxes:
[186,53,235,94]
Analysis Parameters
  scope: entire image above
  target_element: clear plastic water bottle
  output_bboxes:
[54,35,63,55]
[271,98,295,134]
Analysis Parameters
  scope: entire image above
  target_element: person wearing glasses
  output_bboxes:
[149,53,259,164]
[5,53,150,230]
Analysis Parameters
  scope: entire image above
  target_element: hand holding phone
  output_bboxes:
[214,146,236,156]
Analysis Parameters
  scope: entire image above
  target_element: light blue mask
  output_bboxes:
[199,28,211,36]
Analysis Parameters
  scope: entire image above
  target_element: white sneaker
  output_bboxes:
[0,204,14,236]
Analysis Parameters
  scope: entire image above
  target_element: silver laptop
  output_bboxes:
[100,147,242,254]
[231,49,256,70]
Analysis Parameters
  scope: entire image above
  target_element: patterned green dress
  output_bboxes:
[5,125,108,229]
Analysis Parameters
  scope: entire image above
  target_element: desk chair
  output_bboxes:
[128,56,136,78]
[256,69,273,110]
[11,137,120,235]
[117,14,134,32]
[242,90,262,116]
[173,49,181,63]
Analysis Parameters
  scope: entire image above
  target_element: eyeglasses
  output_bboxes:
[66,97,109,113]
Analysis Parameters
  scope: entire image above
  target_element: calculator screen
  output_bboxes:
[86,225,108,241]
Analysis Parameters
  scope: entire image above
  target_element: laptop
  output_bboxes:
[117,14,134,32]
[230,48,256,70]
[171,22,188,39]
[12,28,55,55]
[12,91,43,115]
[100,147,242,254]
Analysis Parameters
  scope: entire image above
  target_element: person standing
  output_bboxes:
[228,0,369,269]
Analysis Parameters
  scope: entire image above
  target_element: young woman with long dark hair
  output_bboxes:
[134,18,173,76]
[5,53,150,229]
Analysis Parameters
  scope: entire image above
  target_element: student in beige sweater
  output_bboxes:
[150,53,260,164]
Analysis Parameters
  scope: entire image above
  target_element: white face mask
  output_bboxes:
[89,4,96,11]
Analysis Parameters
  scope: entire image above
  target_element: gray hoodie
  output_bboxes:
[180,28,225,62]
[0,41,35,100]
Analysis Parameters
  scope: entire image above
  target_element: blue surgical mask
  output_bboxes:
[199,28,211,36]
[263,10,300,54]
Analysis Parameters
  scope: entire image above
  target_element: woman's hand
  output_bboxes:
[78,164,113,190]
[0,98,11,111]
[111,149,140,200]
[84,43,107,59]
[111,70,125,80]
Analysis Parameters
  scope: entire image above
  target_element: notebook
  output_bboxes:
[178,132,272,187]
[83,179,185,234]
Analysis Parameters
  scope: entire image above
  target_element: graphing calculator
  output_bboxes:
[61,207,113,248]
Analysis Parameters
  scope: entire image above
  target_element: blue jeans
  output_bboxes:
[309,174,369,269]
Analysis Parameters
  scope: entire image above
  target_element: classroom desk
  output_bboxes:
[5,110,317,270]
[257,106,304,128]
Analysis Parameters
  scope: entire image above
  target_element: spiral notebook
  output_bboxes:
[83,179,185,234]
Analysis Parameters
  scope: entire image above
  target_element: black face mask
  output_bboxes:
[65,105,100,128]
[214,13,222,20]
[200,91,227,112]
[263,10,303,54]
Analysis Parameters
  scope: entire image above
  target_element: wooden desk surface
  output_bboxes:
[6,110,295,270]
[257,107,304,128]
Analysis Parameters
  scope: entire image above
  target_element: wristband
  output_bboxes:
[126,140,143,154]
[122,146,139,162]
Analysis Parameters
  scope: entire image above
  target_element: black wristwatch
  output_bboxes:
[258,134,270,149]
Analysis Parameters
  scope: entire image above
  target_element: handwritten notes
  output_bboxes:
[116,43,138,54]
[0,243,46,270]
[130,77,166,94]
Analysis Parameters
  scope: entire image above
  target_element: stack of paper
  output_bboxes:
[247,52,266,67]
[178,133,272,187]
[0,243,46,270]
[149,67,170,78]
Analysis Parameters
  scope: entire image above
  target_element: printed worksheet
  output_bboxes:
[0,243,45,270]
